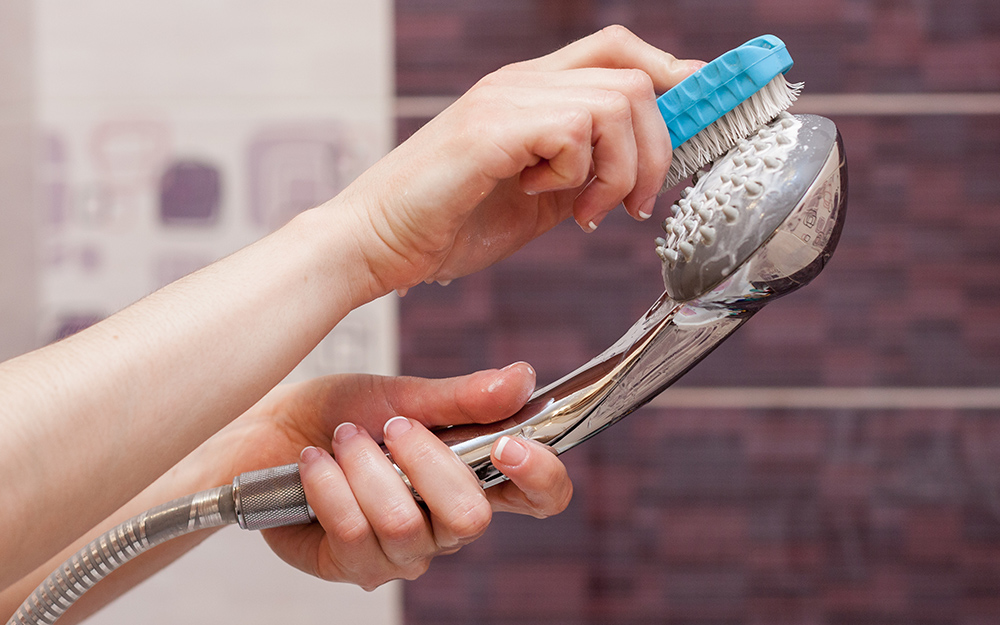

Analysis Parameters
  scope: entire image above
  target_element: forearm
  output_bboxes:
[0,204,380,587]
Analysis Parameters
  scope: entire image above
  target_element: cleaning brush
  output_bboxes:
[659,34,803,190]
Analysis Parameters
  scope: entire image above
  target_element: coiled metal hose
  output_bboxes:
[7,464,313,625]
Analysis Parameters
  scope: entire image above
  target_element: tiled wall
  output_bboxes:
[395,2,1000,623]
[32,1,398,385]
[4,3,400,623]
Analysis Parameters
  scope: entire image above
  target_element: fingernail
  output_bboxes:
[495,436,528,467]
[638,197,655,221]
[383,416,412,441]
[491,362,535,394]
[300,446,325,464]
[333,422,359,443]
[578,219,598,233]
[501,361,530,373]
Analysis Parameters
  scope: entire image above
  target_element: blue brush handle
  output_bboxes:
[657,35,794,149]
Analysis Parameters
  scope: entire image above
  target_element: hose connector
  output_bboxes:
[232,463,316,531]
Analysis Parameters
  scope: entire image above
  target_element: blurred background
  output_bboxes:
[395,2,1000,625]
[2,1,1000,624]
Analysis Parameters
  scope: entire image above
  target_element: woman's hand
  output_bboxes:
[200,363,570,590]
[326,26,703,295]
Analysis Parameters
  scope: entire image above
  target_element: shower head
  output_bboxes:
[402,113,847,494]
[656,112,845,303]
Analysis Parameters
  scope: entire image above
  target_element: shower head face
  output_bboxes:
[657,113,846,302]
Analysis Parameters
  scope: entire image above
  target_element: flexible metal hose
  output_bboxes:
[7,464,312,625]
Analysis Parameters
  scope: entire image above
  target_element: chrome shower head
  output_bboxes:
[400,113,847,495]
[657,112,845,303]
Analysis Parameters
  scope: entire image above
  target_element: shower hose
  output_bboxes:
[7,463,313,625]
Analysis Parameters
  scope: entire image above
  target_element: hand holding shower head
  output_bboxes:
[10,114,846,625]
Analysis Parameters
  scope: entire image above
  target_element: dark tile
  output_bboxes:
[396,4,1000,623]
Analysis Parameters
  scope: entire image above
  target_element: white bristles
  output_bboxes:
[661,74,803,191]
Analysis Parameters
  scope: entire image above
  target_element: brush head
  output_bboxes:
[661,74,803,190]
[657,34,803,191]
[656,113,846,302]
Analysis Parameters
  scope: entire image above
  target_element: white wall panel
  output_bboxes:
[10,1,400,622]
[0,0,38,363]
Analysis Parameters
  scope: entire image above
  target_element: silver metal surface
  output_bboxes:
[9,486,237,625]
[399,113,847,496]
[233,463,316,531]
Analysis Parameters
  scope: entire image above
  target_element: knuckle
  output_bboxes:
[400,558,432,581]
[530,486,573,520]
[565,167,592,189]
[377,504,426,544]
[558,108,594,155]
[563,107,593,138]
[496,59,527,74]
[551,482,575,516]
[358,571,394,592]
[330,512,371,546]
[600,24,638,47]
[443,495,493,542]
[523,454,574,519]
[601,90,633,121]
[475,71,503,89]
[475,63,523,90]
[619,68,654,97]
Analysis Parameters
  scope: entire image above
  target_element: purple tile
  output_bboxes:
[159,160,221,226]
[396,4,1000,623]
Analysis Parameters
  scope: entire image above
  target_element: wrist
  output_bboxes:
[287,199,389,309]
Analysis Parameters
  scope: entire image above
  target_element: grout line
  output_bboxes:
[648,387,1000,410]
[793,93,1000,116]
[396,93,1000,119]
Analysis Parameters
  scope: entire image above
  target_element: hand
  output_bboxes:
[327,26,704,294]
[200,363,570,590]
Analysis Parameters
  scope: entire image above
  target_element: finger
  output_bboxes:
[622,80,672,221]
[514,25,705,91]
[486,437,573,518]
[500,68,671,222]
[296,445,395,587]
[466,79,641,231]
[570,88,638,231]
[383,417,492,550]
[331,422,436,577]
[390,87,603,210]
[349,362,536,433]
[518,105,594,195]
